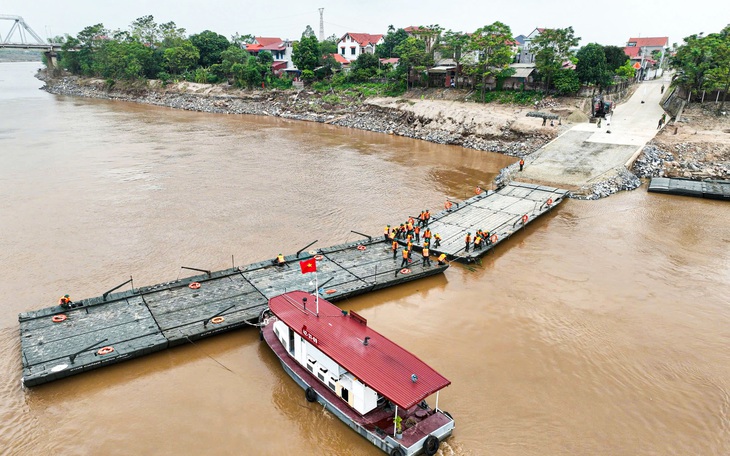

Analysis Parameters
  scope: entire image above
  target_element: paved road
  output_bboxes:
[520,76,669,188]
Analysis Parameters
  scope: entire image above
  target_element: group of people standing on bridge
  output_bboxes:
[464,229,494,253]
[385,210,447,271]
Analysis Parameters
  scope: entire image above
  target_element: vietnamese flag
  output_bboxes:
[300,257,317,274]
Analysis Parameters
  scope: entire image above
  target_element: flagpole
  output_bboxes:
[315,270,319,316]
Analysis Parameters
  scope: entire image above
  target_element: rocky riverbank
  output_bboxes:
[38,73,557,157]
[632,105,730,180]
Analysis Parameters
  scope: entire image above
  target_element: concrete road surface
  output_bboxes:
[520,77,669,188]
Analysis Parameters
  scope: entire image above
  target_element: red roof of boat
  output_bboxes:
[268,291,451,410]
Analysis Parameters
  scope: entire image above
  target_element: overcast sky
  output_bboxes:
[2,0,727,48]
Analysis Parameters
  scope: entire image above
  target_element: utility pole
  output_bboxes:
[318,8,324,41]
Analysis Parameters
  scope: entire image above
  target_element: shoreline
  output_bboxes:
[36,71,728,199]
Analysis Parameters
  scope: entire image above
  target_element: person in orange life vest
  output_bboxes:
[422,247,431,266]
[465,233,471,252]
[408,216,415,227]
[433,233,441,248]
[414,225,421,243]
[445,200,452,211]
[437,253,448,265]
[58,294,72,309]
[392,240,399,259]
[423,228,432,241]
[474,235,482,250]
[519,158,525,171]
[398,224,406,239]
[384,225,390,241]
[424,210,431,226]
[418,211,425,227]
[274,253,285,266]
[400,248,410,268]
[406,239,413,252]
[388,229,396,240]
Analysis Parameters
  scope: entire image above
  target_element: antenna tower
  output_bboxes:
[318,8,324,41]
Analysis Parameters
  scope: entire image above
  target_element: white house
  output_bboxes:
[516,27,545,63]
[246,37,295,73]
[337,33,384,61]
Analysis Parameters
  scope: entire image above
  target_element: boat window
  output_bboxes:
[318,372,325,381]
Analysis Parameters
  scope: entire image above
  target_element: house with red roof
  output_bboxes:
[624,37,669,80]
[337,32,384,61]
[246,37,295,74]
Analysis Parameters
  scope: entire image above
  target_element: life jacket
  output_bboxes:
[425,211,430,220]
[445,201,452,210]
[438,254,447,263]
[384,226,390,234]
[408,217,415,226]
[392,241,398,250]
[414,226,420,234]
[424,229,431,239]
[58,296,69,305]
[276,254,285,264]
[388,231,396,240]
[475,236,482,245]
[402,249,409,259]
[423,248,429,257]
[407,241,412,250]
[520,159,524,165]
[434,234,441,240]
[465,235,471,243]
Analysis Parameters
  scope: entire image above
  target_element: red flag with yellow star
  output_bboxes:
[300,257,317,274]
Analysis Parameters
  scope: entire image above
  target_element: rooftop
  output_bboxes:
[269,291,450,410]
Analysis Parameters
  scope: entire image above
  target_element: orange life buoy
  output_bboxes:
[475,186,482,195]
[189,282,201,290]
[547,198,553,206]
[211,316,225,324]
[314,255,324,261]
[522,214,528,223]
[325,289,337,294]
[52,314,67,323]
[357,245,366,251]
[97,346,114,356]
[490,234,498,243]
[400,268,411,274]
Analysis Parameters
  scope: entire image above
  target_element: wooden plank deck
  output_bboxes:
[18,238,447,387]
[648,177,730,200]
[397,182,569,262]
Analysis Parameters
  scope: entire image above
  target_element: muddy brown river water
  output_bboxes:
[1,62,729,455]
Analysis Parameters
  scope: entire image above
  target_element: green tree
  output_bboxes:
[350,52,380,81]
[158,21,187,46]
[467,21,514,102]
[220,44,249,78]
[376,28,409,58]
[130,15,158,46]
[576,43,611,89]
[292,32,320,72]
[552,68,580,94]
[701,25,730,112]
[320,35,338,56]
[671,32,715,96]
[603,45,628,72]
[615,59,636,80]
[394,36,430,88]
[164,41,199,74]
[190,30,230,67]
[302,25,316,38]
[441,30,470,88]
[531,27,580,92]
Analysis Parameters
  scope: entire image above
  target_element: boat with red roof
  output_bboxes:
[259,291,455,455]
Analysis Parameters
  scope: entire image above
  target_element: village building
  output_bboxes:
[246,37,295,75]
[336,33,384,61]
